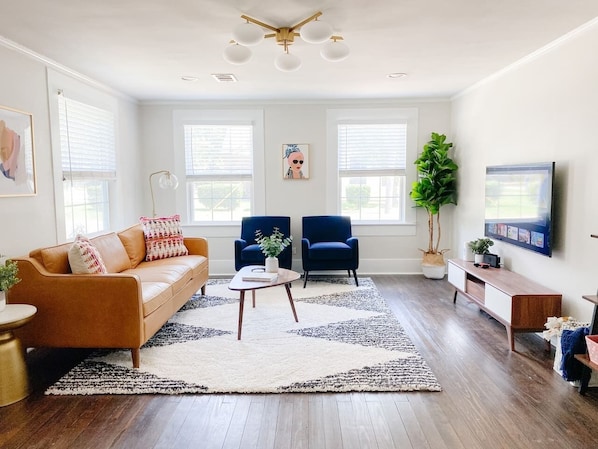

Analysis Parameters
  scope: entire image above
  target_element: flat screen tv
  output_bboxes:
[484,162,555,257]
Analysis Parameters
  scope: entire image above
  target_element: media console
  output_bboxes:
[447,259,562,351]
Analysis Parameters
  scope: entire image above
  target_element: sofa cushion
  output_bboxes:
[140,215,189,261]
[68,235,108,274]
[34,243,72,273]
[91,233,132,273]
[308,242,353,260]
[118,224,146,268]
[139,281,173,317]
[124,261,193,295]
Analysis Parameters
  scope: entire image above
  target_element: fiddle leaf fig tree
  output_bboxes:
[410,132,458,266]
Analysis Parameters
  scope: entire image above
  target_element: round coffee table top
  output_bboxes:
[0,304,37,331]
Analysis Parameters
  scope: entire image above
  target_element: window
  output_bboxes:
[327,108,417,225]
[338,123,407,221]
[184,124,253,222]
[58,94,116,239]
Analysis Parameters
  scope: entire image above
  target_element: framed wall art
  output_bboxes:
[0,105,36,197]
[282,143,309,179]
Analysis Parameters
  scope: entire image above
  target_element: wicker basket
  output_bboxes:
[586,335,598,364]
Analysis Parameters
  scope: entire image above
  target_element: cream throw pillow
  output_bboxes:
[68,235,108,274]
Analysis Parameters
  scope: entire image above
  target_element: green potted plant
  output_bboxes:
[468,238,494,263]
[255,227,293,273]
[410,132,458,279]
[0,258,21,311]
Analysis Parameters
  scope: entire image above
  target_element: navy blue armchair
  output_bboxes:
[235,216,292,271]
[301,215,359,288]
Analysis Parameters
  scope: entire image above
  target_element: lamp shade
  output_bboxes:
[274,52,302,72]
[158,172,179,190]
[299,20,333,44]
[320,40,350,62]
[232,22,263,46]
[223,43,252,64]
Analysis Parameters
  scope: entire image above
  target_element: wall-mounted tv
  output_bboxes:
[484,162,555,257]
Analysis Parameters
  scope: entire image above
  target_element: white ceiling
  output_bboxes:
[1,0,597,101]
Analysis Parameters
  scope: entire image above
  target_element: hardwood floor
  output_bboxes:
[1,275,597,449]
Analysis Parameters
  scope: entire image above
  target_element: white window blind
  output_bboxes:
[338,123,407,173]
[58,94,116,180]
[184,124,253,177]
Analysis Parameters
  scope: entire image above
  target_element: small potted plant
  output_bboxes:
[468,238,494,263]
[0,258,21,311]
[255,227,293,273]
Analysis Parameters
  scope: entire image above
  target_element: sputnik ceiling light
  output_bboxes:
[223,11,349,72]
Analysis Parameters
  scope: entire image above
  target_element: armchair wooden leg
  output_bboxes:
[303,271,309,288]
[352,270,359,286]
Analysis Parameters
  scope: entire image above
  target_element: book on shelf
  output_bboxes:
[242,271,278,282]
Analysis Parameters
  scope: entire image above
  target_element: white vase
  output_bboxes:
[0,290,6,312]
[474,254,485,264]
[265,257,279,273]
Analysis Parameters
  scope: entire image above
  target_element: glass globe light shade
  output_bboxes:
[299,20,333,44]
[274,52,302,72]
[320,40,350,62]
[223,43,252,65]
[158,172,179,190]
[232,22,263,46]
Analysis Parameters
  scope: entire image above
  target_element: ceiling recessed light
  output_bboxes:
[181,76,199,82]
[387,72,407,79]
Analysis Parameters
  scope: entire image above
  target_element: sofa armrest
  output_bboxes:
[184,237,209,258]
[7,257,145,348]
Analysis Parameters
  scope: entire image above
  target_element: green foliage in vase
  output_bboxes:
[410,132,458,256]
[0,259,21,291]
[255,227,293,258]
[468,238,494,255]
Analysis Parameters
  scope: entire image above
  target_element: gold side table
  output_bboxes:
[0,304,37,407]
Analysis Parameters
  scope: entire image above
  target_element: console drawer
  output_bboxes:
[485,284,512,323]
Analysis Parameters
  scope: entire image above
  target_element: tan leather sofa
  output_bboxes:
[7,224,209,368]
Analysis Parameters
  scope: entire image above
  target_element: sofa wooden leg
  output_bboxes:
[353,270,359,286]
[131,348,140,368]
[303,271,309,288]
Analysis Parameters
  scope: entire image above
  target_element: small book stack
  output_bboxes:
[242,271,278,282]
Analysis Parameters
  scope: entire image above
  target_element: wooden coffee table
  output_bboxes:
[228,265,300,340]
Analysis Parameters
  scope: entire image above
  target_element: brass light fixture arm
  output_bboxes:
[235,11,342,51]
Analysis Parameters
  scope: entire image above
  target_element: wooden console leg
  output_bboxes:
[453,290,458,303]
[507,326,515,351]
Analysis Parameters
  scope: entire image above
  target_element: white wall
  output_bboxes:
[0,43,141,258]
[451,20,598,321]
[140,100,452,275]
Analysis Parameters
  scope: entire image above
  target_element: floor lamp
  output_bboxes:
[149,170,179,217]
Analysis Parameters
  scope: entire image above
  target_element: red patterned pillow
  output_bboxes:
[68,235,108,274]
[140,214,189,261]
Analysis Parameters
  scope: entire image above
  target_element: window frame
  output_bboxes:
[326,108,418,233]
[47,71,119,241]
[173,109,265,225]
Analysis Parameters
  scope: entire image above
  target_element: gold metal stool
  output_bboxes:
[0,304,37,407]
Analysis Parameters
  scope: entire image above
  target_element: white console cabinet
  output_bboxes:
[447,259,562,351]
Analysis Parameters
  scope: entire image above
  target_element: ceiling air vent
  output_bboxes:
[211,73,238,83]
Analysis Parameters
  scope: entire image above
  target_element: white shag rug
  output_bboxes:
[45,277,441,395]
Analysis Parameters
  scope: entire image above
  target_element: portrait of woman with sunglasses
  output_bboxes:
[283,144,308,179]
